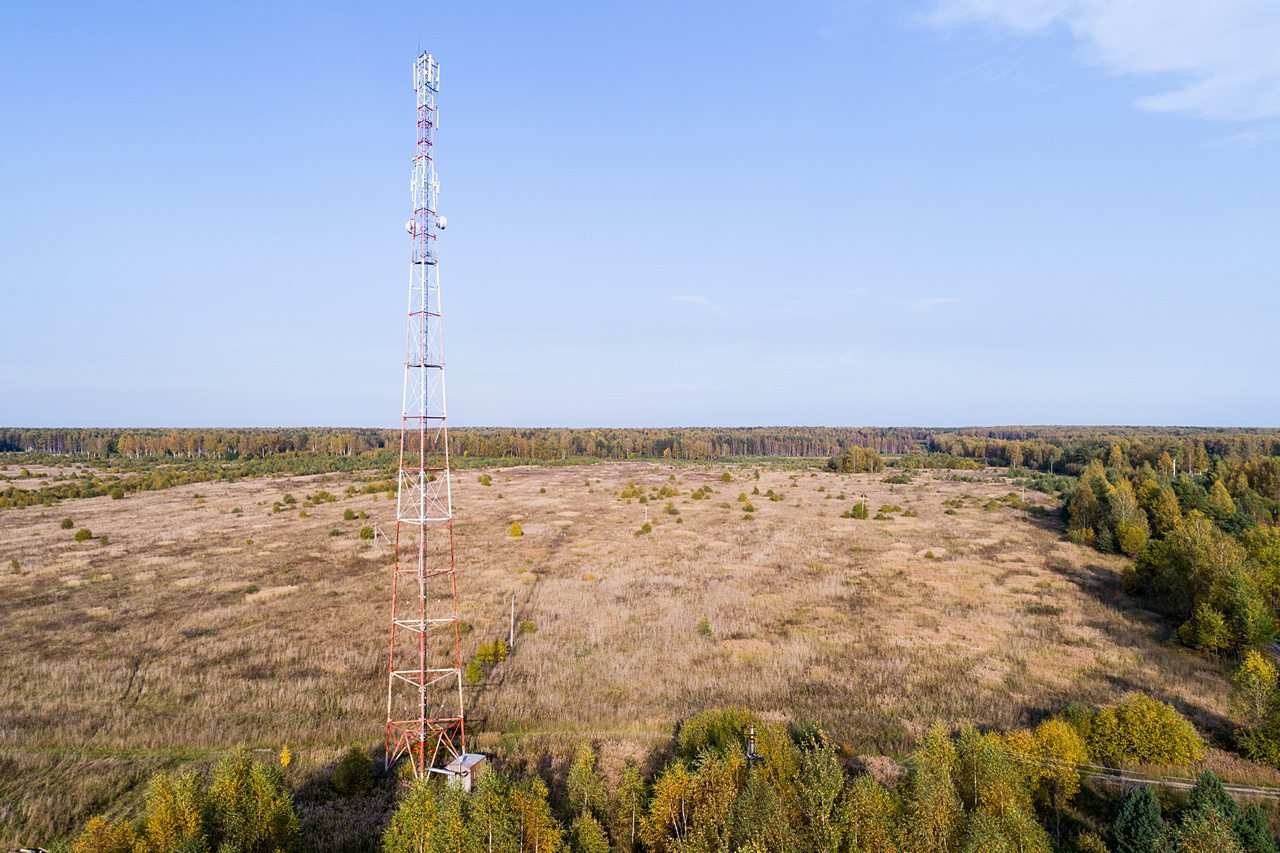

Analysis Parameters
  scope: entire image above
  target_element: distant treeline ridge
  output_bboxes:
[6,426,1280,474]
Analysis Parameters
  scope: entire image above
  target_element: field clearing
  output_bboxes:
[0,460,1234,844]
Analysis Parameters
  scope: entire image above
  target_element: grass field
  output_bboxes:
[0,460,1241,846]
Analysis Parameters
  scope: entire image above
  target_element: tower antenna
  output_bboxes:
[385,51,467,779]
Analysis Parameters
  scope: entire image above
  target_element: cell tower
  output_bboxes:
[385,51,466,778]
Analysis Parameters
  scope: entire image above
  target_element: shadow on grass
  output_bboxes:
[294,745,396,853]
[1044,557,1236,746]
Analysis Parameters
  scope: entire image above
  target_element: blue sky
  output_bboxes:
[3,1,1279,428]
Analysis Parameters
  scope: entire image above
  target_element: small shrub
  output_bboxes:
[721,472,732,483]
[636,522,652,536]
[343,508,356,521]
[478,474,492,486]
[243,583,260,594]
[945,508,958,515]
[99,534,109,546]
[110,487,124,500]
[882,473,911,484]
[698,616,712,638]
[842,503,869,520]
[924,550,936,559]
[60,518,74,529]
[743,503,756,513]
[328,528,343,537]
[465,659,483,683]
[519,619,536,635]
[9,558,20,571]
[331,746,374,795]
[231,507,243,515]
[873,513,892,521]
[358,525,375,540]
[74,528,93,542]
[539,487,546,494]
[665,503,680,515]
[510,522,523,537]
[282,493,296,504]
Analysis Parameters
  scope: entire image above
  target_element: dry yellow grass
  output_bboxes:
[0,461,1233,845]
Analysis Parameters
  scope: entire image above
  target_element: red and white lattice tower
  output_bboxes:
[385,51,466,777]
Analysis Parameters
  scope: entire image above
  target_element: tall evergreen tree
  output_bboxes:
[1236,805,1280,853]
[1186,770,1241,826]
[1112,786,1166,853]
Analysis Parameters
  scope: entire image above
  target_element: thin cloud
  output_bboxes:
[929,0,1280,121]
[1206,128,1280,148]
[909,296,963,312]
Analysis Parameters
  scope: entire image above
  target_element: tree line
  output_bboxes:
[0,427,931,462]
[67,699,1276,853]
[381,700,1266,853]
[9,427,1280,473]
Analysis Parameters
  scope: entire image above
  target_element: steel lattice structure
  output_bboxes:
[385,51,466,778]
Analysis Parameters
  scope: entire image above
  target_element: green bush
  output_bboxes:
[343,508,356,520]
[60,517,74,529]
[675,707,756,759]
[510,522,523,537]
[331,746,374,795]
[74,528,93,542]
[1087,693,1203,767]
[359,525,374,540]
[478,474,492,486]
